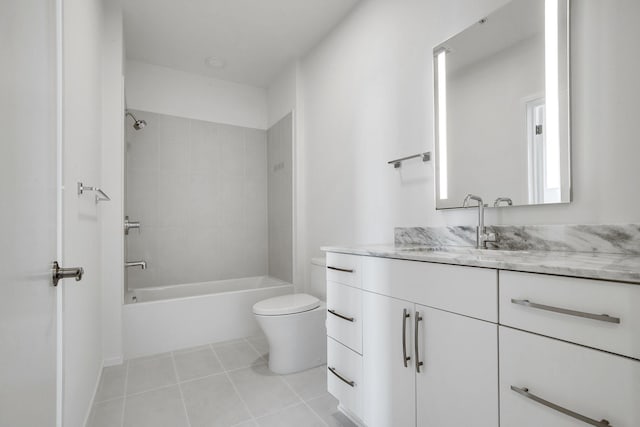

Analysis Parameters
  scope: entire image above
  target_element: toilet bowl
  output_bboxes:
[253,293,327,374]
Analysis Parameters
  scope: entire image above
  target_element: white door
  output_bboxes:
[362,292,415,427]
[415,305,499,427]
[0,0,61,425]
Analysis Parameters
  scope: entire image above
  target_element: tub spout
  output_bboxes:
[126,261,147,270]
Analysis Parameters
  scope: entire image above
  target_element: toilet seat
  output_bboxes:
[253,293,320,316]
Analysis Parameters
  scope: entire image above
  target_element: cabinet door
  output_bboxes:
[500,326,640,427]
[363,292,415,427]
[415,305,498,427]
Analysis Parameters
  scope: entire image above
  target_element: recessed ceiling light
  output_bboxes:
[204,56,226,69]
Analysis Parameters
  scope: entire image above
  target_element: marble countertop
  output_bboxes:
[321,244,640,284]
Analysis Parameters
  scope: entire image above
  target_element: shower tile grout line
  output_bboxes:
[170,352,193,427]
[209,343,257,425]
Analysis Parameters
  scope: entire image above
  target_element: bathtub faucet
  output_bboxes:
[125,261,147,270]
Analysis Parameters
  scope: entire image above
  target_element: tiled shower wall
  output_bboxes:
[267,113,293,282]
[126,110,268,288]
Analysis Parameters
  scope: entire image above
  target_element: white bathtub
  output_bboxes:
[123,276,293,358]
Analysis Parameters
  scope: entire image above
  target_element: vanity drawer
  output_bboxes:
[499,271,640,359]
[362,256,498,322]
[326,252,362,288]
[327,281,362,354]
[327,337,363,420]
[499,327,640,427]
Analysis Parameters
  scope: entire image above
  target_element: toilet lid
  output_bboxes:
[253,293,320,316]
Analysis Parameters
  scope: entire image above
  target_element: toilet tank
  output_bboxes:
[309,257,326,301]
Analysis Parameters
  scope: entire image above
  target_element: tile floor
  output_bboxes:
[88,335,357,427]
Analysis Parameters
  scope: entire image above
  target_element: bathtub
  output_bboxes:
[123,276,293,358]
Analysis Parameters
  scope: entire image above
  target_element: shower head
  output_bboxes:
[126,111,147,130]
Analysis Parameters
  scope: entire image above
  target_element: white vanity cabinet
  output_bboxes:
[498,271,640,427]
[325,251,640,427]
[362,298,499,427]
[326,253,365,423]
[360,257,499,427]
[327,253,499,427]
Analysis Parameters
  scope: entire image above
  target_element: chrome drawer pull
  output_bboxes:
[328,309,355,322]
[327,266,354,273]
[511,386,611,426]
[328,366,355,387]
[402,309,411,367]
[414,311,424,373]
[511,299,621,324]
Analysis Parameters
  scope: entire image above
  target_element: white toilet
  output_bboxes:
[253,261,327,374]
[253,293,327,374]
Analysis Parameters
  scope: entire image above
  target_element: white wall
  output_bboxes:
[126,60,268,129]
[101,0,124,367]
[267,63,298,128]
[298,0,640,283]
[62,0,106,424]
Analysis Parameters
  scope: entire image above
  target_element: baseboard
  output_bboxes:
[337,403,366,427]
[103,355,124,367]
[82,359,105,427]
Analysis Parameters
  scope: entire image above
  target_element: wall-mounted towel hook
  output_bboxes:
[78,182,111,203]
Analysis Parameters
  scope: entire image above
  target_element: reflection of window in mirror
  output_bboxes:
[527,98,561,205]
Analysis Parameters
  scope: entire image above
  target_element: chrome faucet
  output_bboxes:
[493,197,513,207]
[462,194,496,249]
[125,261,147,270]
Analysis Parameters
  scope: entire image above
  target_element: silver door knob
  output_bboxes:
[51,261,84,286]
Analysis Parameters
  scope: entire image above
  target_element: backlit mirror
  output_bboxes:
[434,0,570,209]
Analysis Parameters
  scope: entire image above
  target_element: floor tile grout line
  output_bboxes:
[252,399,311,422]
[211,343,257,424]
[243,337,268,362]
[123,382,178,399]
[277,372,329,427]
[120,361,130,427]
[170,352,193,427]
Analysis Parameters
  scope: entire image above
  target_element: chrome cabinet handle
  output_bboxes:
[51,261,84,286]
[327,266,354,273]
[402,309,411,367]
[414,311,424,373]
[328,366,355,387]
[511,386,612,426]
[511,299,621,324]
[328,309,355,322]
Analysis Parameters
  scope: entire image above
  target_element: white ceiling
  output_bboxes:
[123,0,360,88]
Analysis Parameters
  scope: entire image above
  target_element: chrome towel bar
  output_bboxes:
[78,182,111,203]
[388,152,431,168]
